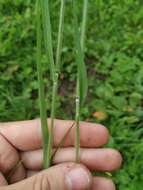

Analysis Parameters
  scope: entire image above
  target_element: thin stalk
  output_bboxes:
[75,80,80,162]
[56,0,66,72]
[51,122,75,162]
[49,0,66,166]
[81,0,88,52]
[36,0,49,169]
[72,0,88,162]
[48,73,58,166]
[40,0,56,168]
[72,0,82,163]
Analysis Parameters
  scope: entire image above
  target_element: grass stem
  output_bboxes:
[48,0,66,166]
[36,0,49,169]
[81,0,88,52]
[56,0,66,72]
[72,0,88,163]
[75,80,80,162]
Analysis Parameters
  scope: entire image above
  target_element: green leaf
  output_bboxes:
[72,0,88,107]
[55,0,66,73]
[40,0,55,81]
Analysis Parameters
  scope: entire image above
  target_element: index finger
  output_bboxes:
[0,119,109,151]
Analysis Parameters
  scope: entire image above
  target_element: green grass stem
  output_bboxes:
[72,0,88,162]
[75,80,80,162]
[56,0,66,72]
[36,0,49,169]
[49,0,66,166]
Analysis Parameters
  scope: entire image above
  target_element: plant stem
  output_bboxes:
[72,0,88,163]
[48,73,58,165]
[36,0,49,169]
[72,0,81,163]
[75,80,80,162]
[56,0,66,72]
[81,0,88,52]
[41,0,57,168]
[49,0,66,165]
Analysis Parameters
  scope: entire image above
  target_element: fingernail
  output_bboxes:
[66,167,91,190]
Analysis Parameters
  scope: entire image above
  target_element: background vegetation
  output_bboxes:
[0,0,143,189]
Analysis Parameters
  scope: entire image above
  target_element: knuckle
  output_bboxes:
[33,174,51,190]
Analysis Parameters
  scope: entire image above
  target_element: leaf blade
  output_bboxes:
[72,0,88,106]
[41,0,55,81]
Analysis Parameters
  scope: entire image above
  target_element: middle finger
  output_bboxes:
[21,148,122,172]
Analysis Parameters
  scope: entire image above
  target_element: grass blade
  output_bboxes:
[41,0,55,81]
[56,0,66,72]
[81,0,88,53]
[36,0,49,169]
[72,1,88,107]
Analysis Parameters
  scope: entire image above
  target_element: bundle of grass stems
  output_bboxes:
[36,0,88,169]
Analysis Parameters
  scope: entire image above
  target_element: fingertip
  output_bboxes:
[80,122,110,147]
[112,150,123,170]
[93,177,116,190]
[97,124,110,145]
[105,149,123,171]
[66,164,93,190]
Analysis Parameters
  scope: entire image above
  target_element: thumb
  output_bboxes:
[1,163,92,190]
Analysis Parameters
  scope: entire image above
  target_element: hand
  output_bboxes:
[0,119,122,190]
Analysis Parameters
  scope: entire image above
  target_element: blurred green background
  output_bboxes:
[0,0,143,189]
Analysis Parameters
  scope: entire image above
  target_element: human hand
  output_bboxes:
[0,119,122,190]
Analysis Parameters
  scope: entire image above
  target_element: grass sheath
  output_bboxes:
[72,0,88,162]
[40,0,56,167]
[49,0,65,166]
[36,0,49,169]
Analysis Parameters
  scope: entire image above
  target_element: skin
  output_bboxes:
[0,119,122,190]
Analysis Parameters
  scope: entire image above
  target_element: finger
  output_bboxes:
[0,119,109,151]
[26,172,116,190]
[0,172,8,186]
[1,163,92,190]
[27,170,40,178]
[92,177,116,190]
[7,163,26,184]
[0,133,19,174]
[21,148,122,172]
